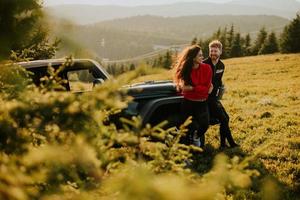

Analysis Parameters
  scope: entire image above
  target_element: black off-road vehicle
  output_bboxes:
[18,59,220,128]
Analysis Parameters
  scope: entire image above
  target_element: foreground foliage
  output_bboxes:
[0,60,267,200]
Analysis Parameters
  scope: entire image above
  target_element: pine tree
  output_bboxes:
[230,33,243,57]
[163,51,172,69]
[212,27,222,39]
[259,32,279,54]
[191,37,198,45]
[157,55,163,67]
[220,27,228,58]
[240,36,245,57]
[120,64,126,73]
[226,25,235,58]
[108,64,116,75]
[251,27,268,55]
[280,14,300,53]
[198,39,209,58]
[0,0,57,60]
[129,63,136,71]
[244,33,252,56]
[152,59,158,68]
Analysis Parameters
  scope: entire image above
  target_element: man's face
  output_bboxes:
[209,47,222,60]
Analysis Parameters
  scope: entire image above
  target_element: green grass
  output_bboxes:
[134,53,300,199]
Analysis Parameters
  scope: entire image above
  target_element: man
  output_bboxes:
[203,40,239,149]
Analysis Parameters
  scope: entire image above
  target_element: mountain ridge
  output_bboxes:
[45,1,298,24]
[50,15,289,59]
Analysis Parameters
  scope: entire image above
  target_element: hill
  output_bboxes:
[95,15,289,39]
[45,1,299,24]
[50,15,289,60]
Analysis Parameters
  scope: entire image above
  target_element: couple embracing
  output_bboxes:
[174,40,239,149]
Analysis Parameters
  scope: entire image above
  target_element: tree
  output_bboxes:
[157,55,163,67]
[191,37,198,45]
[0,0,58,61]
[152,59,158,68]
[219,27,228,58]
[129,63,136,71]
[259,32,279,55]
[212,27,222,39]
[251,27,268,55]
[111,64,116,75]
[225,25,235,57]
[230,33,243,57]
[10,38,60,61]
[243,33,252,56]
[197,39,209,58]
[120,64,126,73]
[162,51,173,69]
[280,14,300,53]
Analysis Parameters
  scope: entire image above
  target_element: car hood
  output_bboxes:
[124,80,180,99]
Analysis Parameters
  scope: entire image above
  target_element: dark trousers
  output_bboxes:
[181,99,209,147]
[208,98,236,147]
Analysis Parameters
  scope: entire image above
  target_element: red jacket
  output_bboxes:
[182,63,212,100]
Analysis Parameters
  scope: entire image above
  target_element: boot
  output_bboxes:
[199,134,205,148]
[192,131,201,147]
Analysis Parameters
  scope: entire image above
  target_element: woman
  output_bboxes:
[174,45,213,148]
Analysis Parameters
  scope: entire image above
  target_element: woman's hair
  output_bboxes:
[173,45,201,87]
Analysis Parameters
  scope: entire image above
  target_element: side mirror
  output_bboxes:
[93,78,105,87]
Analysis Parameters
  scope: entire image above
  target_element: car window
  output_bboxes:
[27,67,48,86]
[67,69,95,92]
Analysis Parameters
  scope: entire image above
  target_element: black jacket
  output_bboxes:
[203,57,225,99]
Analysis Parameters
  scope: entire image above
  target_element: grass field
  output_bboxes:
[1,53,299,199]
[133,53,300,199]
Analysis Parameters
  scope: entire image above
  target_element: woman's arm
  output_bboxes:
[208,83,213,94]
[178,80,194,92]
[182,85,193,92]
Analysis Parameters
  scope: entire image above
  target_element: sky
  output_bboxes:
[44,0,234,6]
